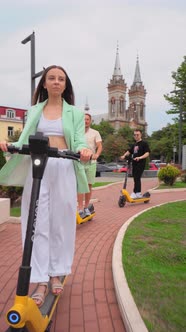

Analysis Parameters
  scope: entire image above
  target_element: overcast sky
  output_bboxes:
[0,0,185,134]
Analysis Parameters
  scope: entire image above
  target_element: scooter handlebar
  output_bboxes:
[7,145,80,161]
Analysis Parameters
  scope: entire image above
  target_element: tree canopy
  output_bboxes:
[164,56,186,122]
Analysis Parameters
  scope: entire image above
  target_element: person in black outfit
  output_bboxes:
[121,129,150,198]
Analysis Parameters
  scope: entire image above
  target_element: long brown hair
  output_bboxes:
[32,65,75,105]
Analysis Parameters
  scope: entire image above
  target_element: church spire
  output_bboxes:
[113,42,122,80]
[133,55,142,84]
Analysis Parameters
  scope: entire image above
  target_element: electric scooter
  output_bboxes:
[5,132,81,332]
[118,157,150,208]
[76,204,95,225]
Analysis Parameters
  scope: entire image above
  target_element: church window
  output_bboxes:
[140,103,144,118]
[111,97,115,113]
[119,97,124,113]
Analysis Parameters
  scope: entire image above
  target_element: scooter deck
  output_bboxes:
[76,203,95,224]
[121,190,150,204]
[76,212,96,224]
[130,197,150,203]
[31,276,66,320]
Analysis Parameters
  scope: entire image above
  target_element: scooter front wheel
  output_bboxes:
[118,195,126,208]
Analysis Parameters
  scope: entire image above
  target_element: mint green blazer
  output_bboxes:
[0,100,89,193]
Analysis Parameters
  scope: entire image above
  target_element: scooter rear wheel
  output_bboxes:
[118,195,126,208]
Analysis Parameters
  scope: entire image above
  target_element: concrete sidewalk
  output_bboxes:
[0,177,185,332]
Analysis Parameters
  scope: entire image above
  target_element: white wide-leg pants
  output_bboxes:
[21,157,77,283]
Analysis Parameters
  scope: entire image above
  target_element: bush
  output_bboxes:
[158,165,181,186]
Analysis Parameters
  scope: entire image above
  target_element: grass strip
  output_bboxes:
[157,182,186,189]
[122,201,186,332]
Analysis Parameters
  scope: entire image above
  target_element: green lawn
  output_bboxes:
[157,181,186,189]
[92,181,112,187]
[122,201,186,332]
[10,206,21,217]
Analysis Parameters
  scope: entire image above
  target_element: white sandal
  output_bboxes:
[50,277,64,296]
[31,282,48,307]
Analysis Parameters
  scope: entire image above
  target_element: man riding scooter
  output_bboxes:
[120,129,150,199]
[77,113,102,218]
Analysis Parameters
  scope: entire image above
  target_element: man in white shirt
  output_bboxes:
[78,113,102,218]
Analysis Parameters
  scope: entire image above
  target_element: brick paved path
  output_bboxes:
[0,177,185,332]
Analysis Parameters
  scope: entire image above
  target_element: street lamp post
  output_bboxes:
[21,31,43,103]
[170,88,184,165]
[178,89,183,165]
[173,145,177,164]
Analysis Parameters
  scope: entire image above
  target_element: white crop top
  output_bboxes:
[37,113,64,136]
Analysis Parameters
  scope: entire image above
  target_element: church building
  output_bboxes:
[91,47,148,133]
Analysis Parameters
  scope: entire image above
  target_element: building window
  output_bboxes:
[119,97,124,114]
[8,126,14,137]
[140,103,144,118]
[111,97,115,113]
[6,109,15,119]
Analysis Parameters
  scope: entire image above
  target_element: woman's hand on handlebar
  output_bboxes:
[0,141,9,152]
[79,148,93,162]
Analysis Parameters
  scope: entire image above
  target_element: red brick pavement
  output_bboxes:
[0,177,185,332]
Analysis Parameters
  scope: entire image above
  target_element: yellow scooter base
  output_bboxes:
[118,189,150,207]
[6,277,67,332]
[76,212,96,224]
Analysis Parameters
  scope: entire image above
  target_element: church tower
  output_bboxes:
[106,49,148,133]
[107,45,127,130]
[128,56,147,132]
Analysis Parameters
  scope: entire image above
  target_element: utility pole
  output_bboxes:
[178,89,183,165]
[21,32,43,104]
[170,88,184,165]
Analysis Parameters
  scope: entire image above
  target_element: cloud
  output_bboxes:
[0,0,185,134]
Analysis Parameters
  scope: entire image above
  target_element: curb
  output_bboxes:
[151,188,186,193]
[112,211,148,332]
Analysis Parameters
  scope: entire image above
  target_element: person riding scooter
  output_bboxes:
[120,129,150,199]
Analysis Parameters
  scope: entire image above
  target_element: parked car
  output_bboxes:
[151,159,161,164]
[105,162,121,171]
[117,162,158,173]
[96,163,113,177]
[151,160,162,168]
[149,162,159,170]
[116,165,128,173]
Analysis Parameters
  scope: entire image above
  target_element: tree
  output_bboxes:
[117,126,134,145]
[102,134,127,162]
[148,122,186,163]
[164,56,186,122]
[91,120,114,140]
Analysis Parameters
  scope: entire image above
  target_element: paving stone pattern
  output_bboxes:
[0,178,185,332]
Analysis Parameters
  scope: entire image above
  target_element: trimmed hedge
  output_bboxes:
[158,165,181,186]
